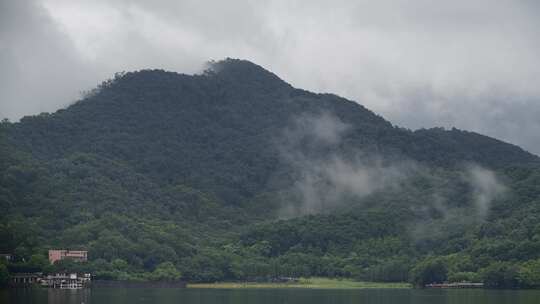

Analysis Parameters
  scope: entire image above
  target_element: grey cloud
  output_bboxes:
[0,0,95,120]
[277,112,412,216]
[408,164,507,242]
[466,165,507,219]
[281,112,350,148]
[284,155,410,216]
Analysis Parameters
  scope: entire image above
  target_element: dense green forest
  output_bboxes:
[1,59,540,288]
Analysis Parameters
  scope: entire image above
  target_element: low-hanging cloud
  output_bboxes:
[1,0,539,154]
[277,112,412,216]
[466,164,507,219]
[408,164,507,242]
[274,112,511,248]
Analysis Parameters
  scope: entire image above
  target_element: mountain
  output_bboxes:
[1,58,540,287]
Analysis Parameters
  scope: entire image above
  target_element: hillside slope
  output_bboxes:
[5,59,537,201]
[1,59,540,286]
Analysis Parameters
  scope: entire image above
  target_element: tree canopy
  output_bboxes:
[1,59,540,286]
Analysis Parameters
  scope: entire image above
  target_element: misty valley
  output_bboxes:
[1,59,540,300]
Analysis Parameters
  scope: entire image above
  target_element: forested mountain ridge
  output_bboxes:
[4,59,537,202]
[1,58,540,287]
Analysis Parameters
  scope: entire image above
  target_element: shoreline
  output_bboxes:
[187,278,411,289]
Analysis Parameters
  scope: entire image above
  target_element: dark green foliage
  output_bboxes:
[149,262,182,281]
[517,259,540,288]
[1,59,540,286]
[181,249,233,282]
[481,262,521,289]
[361,258,411,282]
[409,257,448,287]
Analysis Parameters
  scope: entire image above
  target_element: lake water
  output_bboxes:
[2,288,540,304]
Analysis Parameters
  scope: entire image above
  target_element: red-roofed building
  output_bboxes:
[48,250,88,264]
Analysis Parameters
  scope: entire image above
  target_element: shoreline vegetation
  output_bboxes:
[187,278,411,289]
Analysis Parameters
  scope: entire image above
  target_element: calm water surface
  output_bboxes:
[2,288,540,304]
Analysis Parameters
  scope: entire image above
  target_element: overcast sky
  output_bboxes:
[1,0,539,154]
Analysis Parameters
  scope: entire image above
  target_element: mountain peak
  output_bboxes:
[205,58,292,90]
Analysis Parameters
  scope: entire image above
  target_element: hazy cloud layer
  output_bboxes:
[409,164,507,242]
[277,113,508,221]
[277,112,412,216]
[466,164,507,218]
[1,0,539,154]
